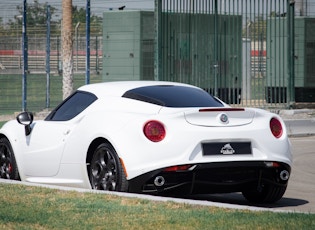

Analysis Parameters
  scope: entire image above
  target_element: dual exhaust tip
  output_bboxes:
[153,170,290,188]
[280,170,290,181]
[154,176,165,187]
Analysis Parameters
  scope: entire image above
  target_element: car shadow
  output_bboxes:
[185,193,308,209]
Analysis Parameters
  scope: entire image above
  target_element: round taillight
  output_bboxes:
[270,118,283,138]
[143,120,166,142]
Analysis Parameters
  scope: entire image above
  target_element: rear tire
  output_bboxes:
[0,137,20,180]
[242,184,287,204]
[89,142,128,192]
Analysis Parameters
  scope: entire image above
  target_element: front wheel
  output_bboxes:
[89,142,128,192]
[0,137,20,180]
[242,184,287,204]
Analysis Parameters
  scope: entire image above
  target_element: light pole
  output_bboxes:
[75,22,80,72]
[22,0,28,111]
[85,0,90,84]
[46,5,51,108]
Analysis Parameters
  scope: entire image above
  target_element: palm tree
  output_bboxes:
[62,0,73,99]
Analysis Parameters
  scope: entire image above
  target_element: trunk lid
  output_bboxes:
[184,108,255,127]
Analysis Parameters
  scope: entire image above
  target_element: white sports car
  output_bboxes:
[0,81,292,203]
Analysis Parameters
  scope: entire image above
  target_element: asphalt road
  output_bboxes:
[187,136,315,213]
[282,136,315,213]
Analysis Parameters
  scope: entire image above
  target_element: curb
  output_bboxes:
[284,119,315,137]
[0,178,304,214]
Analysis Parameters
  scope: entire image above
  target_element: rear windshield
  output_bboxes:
[122,85,224,108]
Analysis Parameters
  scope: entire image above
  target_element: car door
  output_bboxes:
[20,91,97,177]
[21,120,73,177]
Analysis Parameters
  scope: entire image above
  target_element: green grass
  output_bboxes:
[0,121,5,128]
[0,74,103,115]
[0,183,314,229]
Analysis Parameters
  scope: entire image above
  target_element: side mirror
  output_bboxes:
[16,112,34,136]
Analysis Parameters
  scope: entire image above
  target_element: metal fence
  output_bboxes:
[0,36,102,74]
[0,1,103,114]
[156,0,315,108]
[0,0,315,116]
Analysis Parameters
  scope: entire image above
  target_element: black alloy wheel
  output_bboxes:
[0,137,20,180]
[89,142,128,191]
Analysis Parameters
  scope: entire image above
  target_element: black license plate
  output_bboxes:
[202,142,252,155]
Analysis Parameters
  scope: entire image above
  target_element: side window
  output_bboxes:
[46,91,97,121]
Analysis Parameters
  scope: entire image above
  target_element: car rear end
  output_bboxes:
[106,82,292,203]
[125,106,292,203]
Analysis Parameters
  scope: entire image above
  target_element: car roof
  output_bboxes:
[77,81,194,98]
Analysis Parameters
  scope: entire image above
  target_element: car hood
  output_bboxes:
[183,107,255,127]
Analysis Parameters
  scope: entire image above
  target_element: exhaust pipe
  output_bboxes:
[154,176,165,187]
[280,170,290,181]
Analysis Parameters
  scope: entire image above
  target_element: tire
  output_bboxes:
[0,137,20,180]
[242,184,287,204]
[89,142,128,192]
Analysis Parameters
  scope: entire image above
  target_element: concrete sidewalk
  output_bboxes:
[284,119,315,137]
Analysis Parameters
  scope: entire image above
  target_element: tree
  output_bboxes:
[72,6,86,25]
[15,0,58,35]
[16,0,56,27]
[72,6,102,34]
[0,2,102,36]
[62,0,73,99]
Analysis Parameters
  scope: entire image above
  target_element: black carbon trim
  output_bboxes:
[127,161,291,195]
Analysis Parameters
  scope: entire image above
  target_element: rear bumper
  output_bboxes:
[128,161,291,195]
